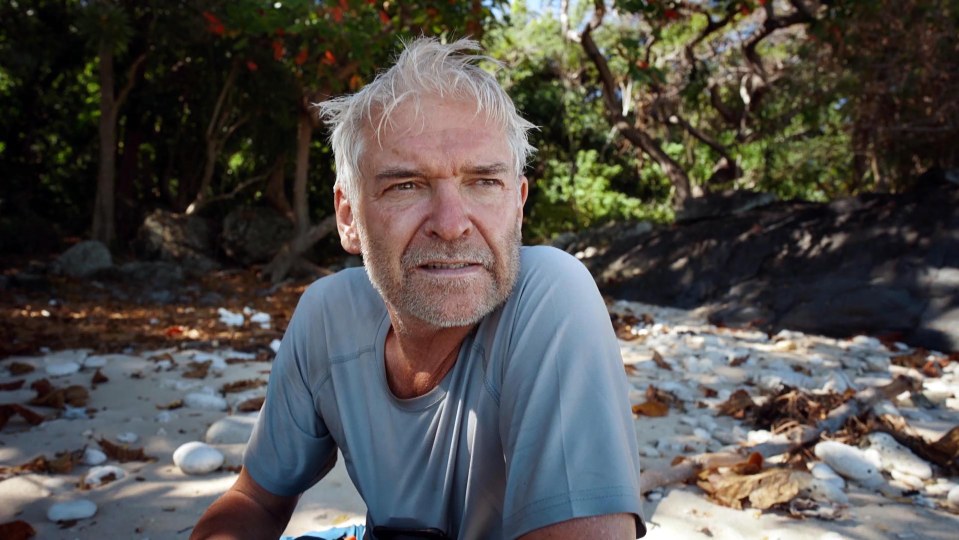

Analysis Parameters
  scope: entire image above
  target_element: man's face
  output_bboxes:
[335,96,528,329]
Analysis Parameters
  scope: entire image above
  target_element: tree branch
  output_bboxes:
[114,52,146,114]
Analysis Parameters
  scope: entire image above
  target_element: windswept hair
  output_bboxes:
[316,37,537,203]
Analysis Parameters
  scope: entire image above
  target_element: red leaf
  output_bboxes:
[322,50,337,65]
[273,40,285,61]
[331,6,344,23]
[379,10,390,25]
[295,48,309,66]
[246,60,259,72]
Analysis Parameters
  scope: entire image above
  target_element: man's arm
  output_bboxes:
[519,513,636,539]
[190,468,299,540]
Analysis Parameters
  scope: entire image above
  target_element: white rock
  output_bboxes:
[747,430,773,445]
[889,470,925,491]
[948,486,959,508]
[638,445,660,458]
[116,431,139,444]
[173,441,225,475]
[645,490,663,501]
[863,355,891,372]
[63,405,88,420]
[184,393,228,411]
[45,362,80,377]
[205,415,258,445]
[82,356,107,369]
[217,308,244,327]
[810,463,845,488]
[249,311,271,328]
[84,465,126,487]
[850,335,884,351]
[692,427,712,441]
[925,479,959,496]
[814,441,884,486]
[155,411,175,423]
[82,448,107,466]
[47,499,97,522]
[872,400,901,417]
[270,339,282,353]
[806,477,849,505]
[865,432,933,479]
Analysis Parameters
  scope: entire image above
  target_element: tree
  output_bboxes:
[79,1,147,247]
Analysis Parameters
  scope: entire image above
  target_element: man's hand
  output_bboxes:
[190,468,299,540]
[519,513,636,540]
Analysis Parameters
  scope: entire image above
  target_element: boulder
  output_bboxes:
[574,178,959,352]
[221,207,293,265]
[54,240,112,278]
[135,209,219,275]
[118,260,184,289]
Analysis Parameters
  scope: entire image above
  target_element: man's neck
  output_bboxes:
[383,312,475,399]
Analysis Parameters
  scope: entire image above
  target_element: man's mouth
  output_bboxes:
[421,262,475,270]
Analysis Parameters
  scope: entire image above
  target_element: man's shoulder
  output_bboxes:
[518,245,593,284]
[295,267,384,321]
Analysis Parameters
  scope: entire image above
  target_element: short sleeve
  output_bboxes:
[243,285,339,497]
[498,247,645,538]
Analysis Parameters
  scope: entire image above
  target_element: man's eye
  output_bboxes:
[389,181,416,191]
[477,178,501,187]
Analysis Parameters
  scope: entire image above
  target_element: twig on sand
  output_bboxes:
[639,376,920,494]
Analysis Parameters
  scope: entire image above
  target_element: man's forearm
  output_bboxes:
[191,470,298,540]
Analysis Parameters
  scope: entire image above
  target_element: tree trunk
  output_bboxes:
[262,107,336,284]
[264,153,293,220]
[91,40,118,246]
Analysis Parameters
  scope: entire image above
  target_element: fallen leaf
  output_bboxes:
[729,452,764,475]
[700,385,718,398]
[8,362,35,375]
[0,380,25,391]
[156,399,184,410]
[931,426,959,462]
[698,467,809,510]
[29,382,88,409]
[237,396,265,412]
[718,389,756,419]
[729,355,749,367]
[891,349,928,369]
[183,360,211,379]
[91,369,109,385]
[221,379,266,394]
[623,364,639,376]
[632,399,669,417]
[651,350,672,370]
[97,438,155,463]
[0,403,45,431]
[0,519,36,540]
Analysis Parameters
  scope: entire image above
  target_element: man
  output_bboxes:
[192,37,645,540]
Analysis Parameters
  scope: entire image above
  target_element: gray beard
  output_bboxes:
[359,227,522,328]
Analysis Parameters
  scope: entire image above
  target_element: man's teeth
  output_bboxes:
[425,263,470,269]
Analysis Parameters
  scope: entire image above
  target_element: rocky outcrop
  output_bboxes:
[53,241,113,278]
[220,207,293,265]
[135,210,219,275]
[572,176,959,352]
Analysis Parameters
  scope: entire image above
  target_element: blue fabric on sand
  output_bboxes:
[283,524,366,539]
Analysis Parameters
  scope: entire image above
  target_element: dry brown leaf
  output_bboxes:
[29,383,88,409]
[0,403,46,431]
[91,369,109,385]
[931,426,959,461]
[729,355,749,367]
[632,399,669,417]
[156,399,184,410]
[0,380,25,391]
[182,360,211,379]
[97,438,155,463]
[700,385,718,398]
[237,396,265,412]
[729,452,764,475]
[0,519,36,540]
[651,350,672,370]
[221,379,266,394]
[8,362,35,375]
[717,389,756,419]
[891,349,928,369]
[623,364,639,376]
[698,468,809,510]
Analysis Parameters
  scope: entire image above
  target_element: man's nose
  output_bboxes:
[425,184,472,241]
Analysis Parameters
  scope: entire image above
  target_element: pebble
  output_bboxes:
[270,339,282,353]
[184,392,228,411]
[814,441,885,486]
[948,486,959,508]
[84,465,127,487]
[83,355,107,369]
[864,432,933,479]
[205,415,258,445]
[217,308,244,327]
[810,463,845,488]
[82,448,107,466]
[116,431,139,444]
[45,361,80,377]
[47,499,97,522]
[173,441,225,475]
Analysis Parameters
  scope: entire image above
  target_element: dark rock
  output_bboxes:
[118,261,185,289]
[135,210,219,275]
[677,190,778,223]
[10,272,50,291]
[221,207,293,265]
[54,240,113,278]
[576,182,959,352]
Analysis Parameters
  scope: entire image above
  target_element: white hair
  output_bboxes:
[316,37,537,203]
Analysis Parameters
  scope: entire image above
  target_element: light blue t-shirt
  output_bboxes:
[245,246,645,539]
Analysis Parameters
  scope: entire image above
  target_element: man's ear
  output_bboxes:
[518,175,529,208]
[334,188,361,255]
